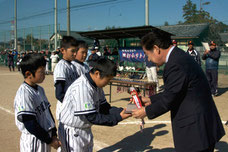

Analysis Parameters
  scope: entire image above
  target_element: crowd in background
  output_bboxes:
[0,44,120,74]
[0,39,221,97]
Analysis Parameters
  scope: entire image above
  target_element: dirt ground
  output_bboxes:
[0,66,227,152]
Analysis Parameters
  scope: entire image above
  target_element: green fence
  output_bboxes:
[0,24,59,52]
[1,52,228,75]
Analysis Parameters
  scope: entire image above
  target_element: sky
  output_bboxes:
[0,0,228,32]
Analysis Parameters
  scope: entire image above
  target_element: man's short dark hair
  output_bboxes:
[20,53,46,78]
[60,36,77,49]
[90,57,117,78]
[141,30,172,51]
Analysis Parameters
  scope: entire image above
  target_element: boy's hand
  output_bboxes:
[50,136,61,149]
[132,107,147,119]
[120,108,132,119]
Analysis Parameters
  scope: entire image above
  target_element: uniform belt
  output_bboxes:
[60,122,91,130]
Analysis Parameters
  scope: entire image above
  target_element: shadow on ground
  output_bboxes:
[217,87,228,96]
[98,124,175,152]
[104,94,131,103]
[111,97,131,103]
[215,141,228,152]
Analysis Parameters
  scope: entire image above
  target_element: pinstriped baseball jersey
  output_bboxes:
[59,74,107,128]
[71,60,90,76]
[54,59,78,87]
[14,82,55,133]
[14,83,54,152]
[54,59,79,120]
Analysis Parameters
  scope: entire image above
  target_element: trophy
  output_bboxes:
[127,87,145,132]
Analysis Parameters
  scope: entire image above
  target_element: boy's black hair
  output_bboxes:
[60,36,77,49]
[75,40,88,52]
[141,30,172,51]
[90,57,117,78]
[20,53,46,78]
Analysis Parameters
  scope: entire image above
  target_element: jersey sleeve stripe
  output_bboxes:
[17,111,37,116]
[100,99,107,105]
[55,77,66,81]
[74,109,96,116]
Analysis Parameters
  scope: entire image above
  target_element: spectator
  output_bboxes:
[16,54,22,71]
[8,50,15,71]
[12,50,18,66]
[88,47,99,61]
[93,39,100,48]
[44,55,49,74]
[95,46,101,56]
[112,47,119,55]
[3,50,8,66]
[56,47,63,60]
[103,47,111,56]
[186,41,201,66]
[172,40,177,47]
[50,51,59,72]
[202,41,220,96]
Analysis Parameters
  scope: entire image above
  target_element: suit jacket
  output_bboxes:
[145,47,225,152]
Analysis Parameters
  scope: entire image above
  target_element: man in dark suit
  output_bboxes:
[132,30,225,152]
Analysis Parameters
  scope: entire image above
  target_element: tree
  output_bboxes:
[182,0,228,45]
[183,0,213,24]
[105,26,120,30]
[164,21,169,26]
[182,0,198,24]
[178,21,183,25]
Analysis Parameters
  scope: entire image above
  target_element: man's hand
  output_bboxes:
[141,96,151,106]
[50,136,61,149]
[204,50,210,54]
[120,108,132,119]
[132,107,146,119]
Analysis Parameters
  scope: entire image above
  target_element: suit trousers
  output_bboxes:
[199,144,215,152]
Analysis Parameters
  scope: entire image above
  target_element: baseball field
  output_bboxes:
[0,66,227,152]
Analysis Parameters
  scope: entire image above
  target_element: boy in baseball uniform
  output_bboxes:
[14,53,61,152]
[53,36,79,120]
[71,40,90,76]
[58,57,131,152]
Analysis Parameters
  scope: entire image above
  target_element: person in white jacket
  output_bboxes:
[50,51,59,72]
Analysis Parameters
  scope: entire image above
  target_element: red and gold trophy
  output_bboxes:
[127,87,145,132]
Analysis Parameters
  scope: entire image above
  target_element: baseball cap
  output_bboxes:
[91,46,97,51]
[209,41,216,46]
[172,40,177,44]
[188,41,194,45]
